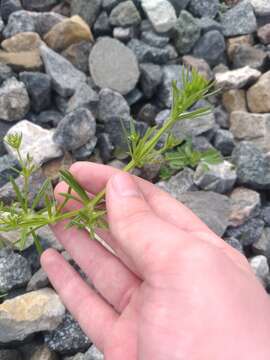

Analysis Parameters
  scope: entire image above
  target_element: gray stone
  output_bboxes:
[0,288,65,343]
[27,268,49,292]
[253,228,270,258]
[231,44,268,70]
[40,45,86,97]
[128,38,172,64]
[54,108,96,151]
[102,0,123,12]
[213,129,235,156]
[194,161,237,194]
[0,64,15,86]
[19,72,52,113]
[232,141,270,190]
[0,248,31,293]
[224,237,244,254]
[0,77,30,122]
[141,0,177,33]
[0,154,19,187]
[182,55,213,81]
[93,11,111,36]
[249,255,269,282]
[71,0,101,26]
[260,206,270,226]
[173,113,215,140]
[34,12,64,37]
[221,0,257,37]
[177,191,231,236]
[98,133,114,162]
[21,0,59,11]
[215,66,261,90]
[229,187,261,227]
[3,10,35,38]
[1,0,22,22]
[226,218,265,246]
[0,350,21,360]
[158,168,197,197]
[169,0,190,13]
[250,0,270,17]
[158,65,183,107]
[109,1,141,27]
[113,26,134,42]
[155,109,170,127]
[141,30,170,48]
[137,103,158,125]
[35,110,63,127]
[193,30,226,67]
[0,121,13,155]
[45,313,91,355]
[72,137,98,160]
[65,345,104,360]
[98,88,130,123]
[62,41,92,74]
[66,83,99,115]
[173,10,201,55]
[213,106,229,129]
[188,0,218,18]
[5,120,63,166]
[126,87,144,105]
[139,63,162,98]
[89,37,139,95]
[197,16,223,34]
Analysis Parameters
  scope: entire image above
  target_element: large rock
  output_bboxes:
[1,32,42,52]
[188,0,219,18]
[220,0,257,37]
[5,120,63,166]
[173,10,201,55]
[44,15,93,52]
[0,49,42,72]
[0,248,31,293]
[192,30,225,66]
[232,141,270,189]
[0,77,30,122]
[177,191,231,236]
[70,0,101,26]
[89,37,139,95]
[109,1,141,27]
[215,66,261,90]
[53,108,96,151]
[0,288,65,343]
[247,71,270,113]
[45,313,91,355]
[98,88,130,123]
[230,111,270,151]
[194,161,237,194]
[141,0,177,33]
[40,45,86,97]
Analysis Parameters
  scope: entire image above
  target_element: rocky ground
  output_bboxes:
[1,0,270,358]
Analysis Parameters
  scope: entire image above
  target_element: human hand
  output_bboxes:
[41,162,270,360]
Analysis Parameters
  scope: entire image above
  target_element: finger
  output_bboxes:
[106,172,194,275]
[41,249,117,351]
[69,162,212,236]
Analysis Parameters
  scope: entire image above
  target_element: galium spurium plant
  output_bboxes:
[0,69,217,254]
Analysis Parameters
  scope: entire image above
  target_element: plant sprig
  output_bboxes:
[0,69,217,253]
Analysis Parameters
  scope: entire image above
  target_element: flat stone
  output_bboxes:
[249,255,269,282]
[0,77,30,122]
[173,10,201,55]
[231,44,268,70]
[70,0,101,26]
[0,248,31,293]
[1,0,22,23]
[188,0,219,18]
[221,0,257,37]
[0,288,65,343]
[222,89,247,113]
[19,72,52,113]
[109,1,141,27]
[44,15,93,52]
[177,191,231,236]
[1,32,42,52]
[40,45,87,97]
[193,30,226,67]
[53,108,96,151]
[141,0,177,33]
[139,63,163,98]
[194,161,237,194]
[231,141,270,190]
[229,187,261,227]
[127,38,172,64]
[230,111,270,151]
[247,71,270,113]
[258,24,270,44]
[65,83,99,115]
[62,41,92,74]
[44,312,91,355]
[89,37,139,95]
[182,55,212,81]
[98,88,130,123]
[215,66,261,90]
[226,217,265,246]
[0,49,42,72]
[5,120,63,166]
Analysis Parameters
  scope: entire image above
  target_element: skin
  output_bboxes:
[41,162,270,360]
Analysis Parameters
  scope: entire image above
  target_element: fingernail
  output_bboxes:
[111,173,141,198]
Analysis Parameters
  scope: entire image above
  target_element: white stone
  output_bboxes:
[5,120,63,166]
[141,0,177,33]
[250,0,270,16]
[250,255,269,282]
[215,66,261,90]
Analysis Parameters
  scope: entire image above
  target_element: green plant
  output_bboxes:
[0,69,217,253]
[160,141,223,180]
